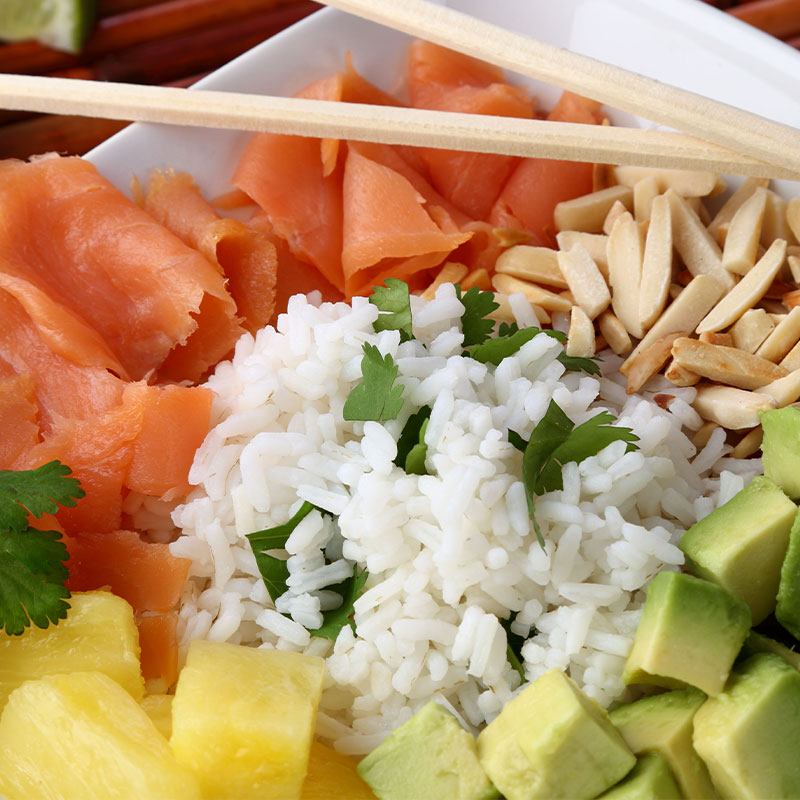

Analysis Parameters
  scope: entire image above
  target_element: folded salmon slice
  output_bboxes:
[0,156,243,382]
[0,373,39,470]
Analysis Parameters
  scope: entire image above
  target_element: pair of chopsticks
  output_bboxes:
[1,0,799,179]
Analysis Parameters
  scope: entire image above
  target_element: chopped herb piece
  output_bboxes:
[0,460,84,636]
[456,285,499,347]
[497,321,519,337]
[508,429,528,454]
[554,409,639,466]
[469,327,539,365]
[394,405,432,471]
[405,418,429,476]
[501,612,528,682]
[309,566,368,640]
[557,352,602,376]
[370,278,413,342]
[343,343,404,422]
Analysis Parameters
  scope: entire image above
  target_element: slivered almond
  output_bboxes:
[633,175,660,223]
[667,189,733,291]
[721,187,767,275]
[732,427,763,459]
[780,338,800,371]
[783,288,800,309]
[625,332,686,395]
[489,294,551,325]
[639,193,673,332]
[553,184,632,234]
[693,384,777,429]
[730,309,775,354]
[788,198,800,242]
[556,243,610,320]
[566,306,595,358]
[669,283,683,300]
[696,238,787,333]
[756,306,800,362]
[762,190,797,248]
[672,337,788,390]
[708,177,769,240]
[491,274,572,312]
[460,268,491,292]
[607,211,644,338]
[492,228,532,248]
[699,332,734,346]
[758,368,800,407]
[597,310,632,355]
[555,231,609,278]
[592,162,615,192]
[603,200,630,236]
[710,176,728,198]
[790,253,800,285]
[693,421,719,447]
[494,245,567,288]
[686,196,711,226]
[622,274,725,373]
[612,166,718,197]
[422,262,468,300]
[664,359,701,386]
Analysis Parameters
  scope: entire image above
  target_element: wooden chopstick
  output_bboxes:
[315,0,800,176]
[0,74,797,178]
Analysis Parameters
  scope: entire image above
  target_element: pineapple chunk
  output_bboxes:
[171,640,325,800]
[0,671,200,799]
[141,693,173,740]
[0,591,144,709]
[302,741,377,799]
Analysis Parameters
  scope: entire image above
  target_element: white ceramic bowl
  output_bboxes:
[85,0,800,200]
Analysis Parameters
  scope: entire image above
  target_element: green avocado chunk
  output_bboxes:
[623,571,750,696]
[693,653,800,799]
[597,753,682,800]
[740,631,800,670]
[610,687,717,799]
[679,475,796,623]
[761,406,800,499]
[477,668,635,800]
[356,701,499,800]
[776,507,800,639]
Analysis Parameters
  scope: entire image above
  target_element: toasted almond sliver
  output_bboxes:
[460,267,492,292]
[730,309,775,354]
[667,189,734,291]
[625,332,687,395]
[555,231,609,278]
[762,190,797,248]
[783,288,800,309]
[612,166,718,197]
[566,306,596,358]
[788,197,800,242]
[639,193,673,332]
[696,238,787,334]
[492,227,532,248]
[556,243,611,320]
[491,274,572,313]
[780,338,800,371]
[721,187,768,275]
[672,337,788,390]
[633,175,660,223]
[708,177,769,241]
[607,211,644,338]
[732,427,763,459]
[699,332,734,346]
[422,262,468,300]
[494,245,568,289]
[489,293,551,326]
[788,252,800,284]
[554,185,632,234]
[664,358,701,386]
[597,310,632,355]
[692,384,777,430]
[622,274,725,374]
[693,421,719,447]
[756,306,800,362]
[592,162,615,192]
[602,200,631,236]
[758,368,800,407]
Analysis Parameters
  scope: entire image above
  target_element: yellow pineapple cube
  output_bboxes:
[0,591,144,710]
[141,693,173,740]
[302,741,377,800]
[170,640,325,800]
[0,671,200,800]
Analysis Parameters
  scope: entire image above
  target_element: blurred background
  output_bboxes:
[0,0,797,159]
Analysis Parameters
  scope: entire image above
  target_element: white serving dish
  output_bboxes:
[86,0,800,200]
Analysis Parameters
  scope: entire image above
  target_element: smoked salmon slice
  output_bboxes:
[0,373,39,470]
[136,611,180,688]
[0,156,243,382]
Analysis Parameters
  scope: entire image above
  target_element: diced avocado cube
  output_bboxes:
[597,753,682,800]
[693,653,800,799]
[679,475,796,623]
[477,668,635,800]
[761,406,800,499]
[610,687,717,799]
[623,571,750,696]
[777,507,800,639]
[357,702,499,800]
[740,631,800,671]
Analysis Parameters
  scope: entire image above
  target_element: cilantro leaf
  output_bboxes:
[557,353,602,376]
[247,501,317,604]
[501,612,528,682]
[456,285,499,347]
[469,327,539,365]
[343,343,404,422]
[0,460,84,533]
[552,410,639,465]
[394,405,432,475]
[370,279,413,343]
[308,566,368,641]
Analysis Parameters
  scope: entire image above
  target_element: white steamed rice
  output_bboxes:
[167,284,760,754]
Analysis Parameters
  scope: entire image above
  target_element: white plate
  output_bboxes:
[86,0,800,199]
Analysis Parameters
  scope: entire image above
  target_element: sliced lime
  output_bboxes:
[0,0,96,54]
